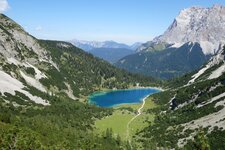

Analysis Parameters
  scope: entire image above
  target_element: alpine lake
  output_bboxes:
[88,88,160,107]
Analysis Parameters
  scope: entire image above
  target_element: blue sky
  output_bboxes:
[3,0,225,44]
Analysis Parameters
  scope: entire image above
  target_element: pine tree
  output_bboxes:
[193,128,211,150]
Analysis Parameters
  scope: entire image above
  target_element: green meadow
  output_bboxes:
[94,97,157,141]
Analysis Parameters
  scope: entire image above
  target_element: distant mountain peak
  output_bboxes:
[212,4,224,9]
[69,39,141,51]
[139,5,225,55]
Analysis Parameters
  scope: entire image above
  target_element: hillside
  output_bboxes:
[89,47,134,63]
[39,40,157,96]
[0,14,157,149]
[132,46,225,149]
[116,42,210,79]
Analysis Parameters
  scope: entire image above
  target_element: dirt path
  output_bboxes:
[125,95,148,141]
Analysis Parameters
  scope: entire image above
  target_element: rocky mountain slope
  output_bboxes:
[117,5,225,79]
[0,14,55,105]
[138,4,225,54]
[153,4,225,55]
[135,46,225,149]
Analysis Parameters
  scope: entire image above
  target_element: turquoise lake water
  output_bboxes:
[88,88,160,107]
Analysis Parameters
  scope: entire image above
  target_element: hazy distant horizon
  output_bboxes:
[2,0,225,44]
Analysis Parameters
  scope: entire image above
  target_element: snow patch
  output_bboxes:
[21,90,49,105]
[7,57,47,80]
[197,92,225,108]
[0,70,24,95]
[188,48,224,84]
[7,57,21,66]
[208,63,225,79]
[57,43,72,48]
[180,95,197,109]
[171,43,183,48]
[189,43,195,52]
[209,83,222,92]
[24,63,47,80]
[143,57,148,63]
[120,59,126,64]
[0,70,49,105]
[20,71,46,92]
[188,66,210,84]
[64,83,77,100]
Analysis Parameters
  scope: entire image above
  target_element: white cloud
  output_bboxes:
[35,26,43,31]
[0,0,9,13]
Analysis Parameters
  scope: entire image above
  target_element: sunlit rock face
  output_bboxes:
[154,4,225,55]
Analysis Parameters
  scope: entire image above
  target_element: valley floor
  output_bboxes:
[94,96,157,147]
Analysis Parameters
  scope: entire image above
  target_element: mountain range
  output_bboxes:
[116,42,211,79]
[116,5,225,79]
[69,39,142,63]
[89,47,134,63]
[1,4,225,149]
[70,39,142,51]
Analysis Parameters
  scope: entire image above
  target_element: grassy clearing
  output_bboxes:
[114,102,141,110]
[94,110,134,139]
[94,97,157,141]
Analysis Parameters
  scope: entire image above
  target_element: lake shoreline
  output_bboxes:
[135,86,164,92]
[88,87,161,107]
[90,86,164,95]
